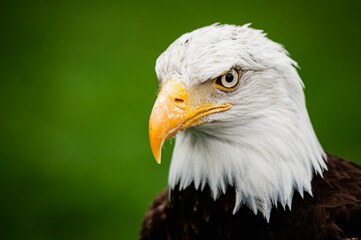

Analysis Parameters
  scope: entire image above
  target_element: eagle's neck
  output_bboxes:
[168,108,326,221]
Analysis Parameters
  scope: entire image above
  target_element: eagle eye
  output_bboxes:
[214,67,240,90]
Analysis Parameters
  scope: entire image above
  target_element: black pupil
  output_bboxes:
[225,73,234,83]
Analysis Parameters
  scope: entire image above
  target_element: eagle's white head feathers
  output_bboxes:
[153,24,326,220]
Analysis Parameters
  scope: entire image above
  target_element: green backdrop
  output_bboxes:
[1,1,360,239]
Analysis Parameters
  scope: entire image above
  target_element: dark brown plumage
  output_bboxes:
[140,154,361,240]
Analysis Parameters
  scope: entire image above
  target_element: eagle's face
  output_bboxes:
[150,24,302,163]
[149,24,325,219]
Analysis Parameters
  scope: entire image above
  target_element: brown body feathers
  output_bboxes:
[140,154,361,240]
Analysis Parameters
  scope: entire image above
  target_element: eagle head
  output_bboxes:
[149,24,326,220]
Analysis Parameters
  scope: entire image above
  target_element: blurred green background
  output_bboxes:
[0,0,360,239]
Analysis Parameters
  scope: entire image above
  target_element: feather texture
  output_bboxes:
[140,154,361,240]
[156,24,326,217]
[142,24,361,239]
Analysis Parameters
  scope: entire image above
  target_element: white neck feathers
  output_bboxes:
[168,90,326,221]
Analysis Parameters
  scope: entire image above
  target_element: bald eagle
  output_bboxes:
[140,24,361,240]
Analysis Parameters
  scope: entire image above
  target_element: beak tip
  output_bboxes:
[154,145,162,164]
[150,135,163,165]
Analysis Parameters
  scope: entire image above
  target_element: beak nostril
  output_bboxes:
[174,98,184,103]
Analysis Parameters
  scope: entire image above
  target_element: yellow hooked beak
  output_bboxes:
[149,79,232,163]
